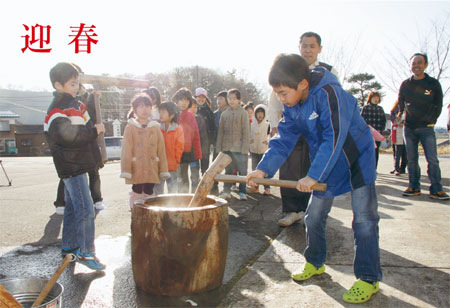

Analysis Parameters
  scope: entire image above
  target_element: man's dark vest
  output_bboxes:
[318,61,333,72]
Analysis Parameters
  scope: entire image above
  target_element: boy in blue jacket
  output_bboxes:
[247,54,382,304]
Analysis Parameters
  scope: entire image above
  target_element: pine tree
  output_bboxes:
[347,73,382,106]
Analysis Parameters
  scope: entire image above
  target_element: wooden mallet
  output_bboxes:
[188,152,232,207]
[188,152,327,208]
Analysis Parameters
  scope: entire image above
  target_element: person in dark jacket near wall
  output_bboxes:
[398,53,449,200]
[45,62,106,270]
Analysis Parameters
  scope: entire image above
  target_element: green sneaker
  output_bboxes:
[343,280,379,303]
[291,262,325,281]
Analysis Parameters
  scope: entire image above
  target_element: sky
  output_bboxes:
[1,0,449,127]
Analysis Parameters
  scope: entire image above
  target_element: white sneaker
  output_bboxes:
[219,192,231,199]
[55,206,65,215]
[95,201,105,211]
[239,193,247,201]
[278,212,303,227]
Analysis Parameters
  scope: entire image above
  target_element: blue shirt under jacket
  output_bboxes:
[257,68,376,199]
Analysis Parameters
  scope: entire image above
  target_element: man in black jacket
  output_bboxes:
[194,87,216,174]
[398,53,449,200]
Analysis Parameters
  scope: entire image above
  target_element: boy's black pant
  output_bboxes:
[394,144,408,172]
[375,141,381,168]
[279,136,311,213]
[54,168,103,207]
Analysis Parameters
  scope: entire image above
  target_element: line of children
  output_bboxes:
[216,88,250,201]
[154,101,184,194]
[171,88,202,193]
[45,62,106,270]
[120,93,169,208]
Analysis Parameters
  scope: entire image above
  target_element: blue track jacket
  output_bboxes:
[257,68,376,198]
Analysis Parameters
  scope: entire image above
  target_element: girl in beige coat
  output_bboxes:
[120,94,169,208]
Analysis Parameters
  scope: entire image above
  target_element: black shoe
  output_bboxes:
[390,170,396,174]
[402,187,421,196]
[429,191,450,200]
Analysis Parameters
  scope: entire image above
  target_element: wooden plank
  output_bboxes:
[80,74,151,88]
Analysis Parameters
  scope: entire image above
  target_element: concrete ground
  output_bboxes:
[220,154,450,308]
[0,154,449,307]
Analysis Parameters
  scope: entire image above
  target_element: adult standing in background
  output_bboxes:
[398,53,449,200]
[360,91,386,169]
[194,87,216,175]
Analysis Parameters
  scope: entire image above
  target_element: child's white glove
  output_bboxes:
[159,172,171,181]
[120,172,132,179]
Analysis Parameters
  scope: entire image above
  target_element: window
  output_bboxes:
[105,137,122,147]
[0,121,9,132]
[21,139,32,147]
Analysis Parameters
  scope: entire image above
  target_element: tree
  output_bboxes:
[146,66,266,106]
[96,66,267,122]
[378,13,450,96]
[347,73,382,106]
[320,33,367,88]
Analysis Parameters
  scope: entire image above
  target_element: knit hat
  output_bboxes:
[195,87,207,98]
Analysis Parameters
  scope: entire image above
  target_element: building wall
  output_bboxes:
[15,133,49,155]
[0,124,16,153]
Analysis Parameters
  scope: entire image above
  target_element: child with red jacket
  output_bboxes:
[171,88,202,193]
[155,101,184,194]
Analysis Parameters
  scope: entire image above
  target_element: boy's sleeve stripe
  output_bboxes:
[315,85,341,181]
[44,108,68,131]
[44,107,89,131]
[323,84,340,147]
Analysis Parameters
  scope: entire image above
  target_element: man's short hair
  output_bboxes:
[227,88,241,100]
[300,32,322,46]
[269,54,311,89]
[410,52,428,64]
[49,62,80,89]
